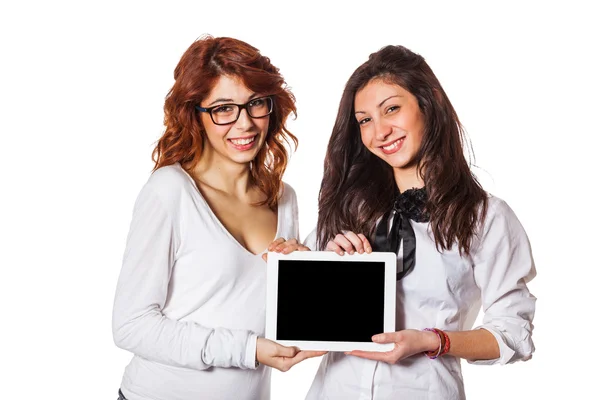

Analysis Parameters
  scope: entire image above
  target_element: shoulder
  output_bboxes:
[279,181,297,205]
[146,163,192,193]
[136,163,195,212]
[482,194,522,228]
[277,181,300,237]
[475,193,529,249]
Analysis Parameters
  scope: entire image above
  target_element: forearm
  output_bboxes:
[424,328,500,361]
[113,305,258,370]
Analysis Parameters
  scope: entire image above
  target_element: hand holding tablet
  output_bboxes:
[344,328,442,364]
[255,337,327,371]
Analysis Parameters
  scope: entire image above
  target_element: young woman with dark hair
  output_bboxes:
[305,44,536,399]
[112,35,322,400]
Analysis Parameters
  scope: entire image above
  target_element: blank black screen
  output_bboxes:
[276,260,385,342]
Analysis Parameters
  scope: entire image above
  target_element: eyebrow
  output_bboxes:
[355,95,403,115]
[206,93,259,107]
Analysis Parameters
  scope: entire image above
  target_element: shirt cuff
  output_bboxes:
[243,333,259,369]
[467,326,516,366]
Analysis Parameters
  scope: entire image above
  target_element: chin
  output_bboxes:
[230,150,261,165]
[374,151,408,168]
[392,157,417,169]
[230,155,257,165]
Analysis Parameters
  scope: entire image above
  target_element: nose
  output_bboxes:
[374,118,393,142]
[235,108,254,131]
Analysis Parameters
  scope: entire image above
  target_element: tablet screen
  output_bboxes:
[276,260,385,342]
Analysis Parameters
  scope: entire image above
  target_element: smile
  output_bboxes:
[380,137,405,154]
[228,135,258,150]
[229,136,256,146]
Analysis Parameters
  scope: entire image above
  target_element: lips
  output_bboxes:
[228,134,257,151]
[380,137,405,155]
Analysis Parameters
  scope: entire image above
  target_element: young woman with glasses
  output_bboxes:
[112,35,323,400]
[304,44,537,399]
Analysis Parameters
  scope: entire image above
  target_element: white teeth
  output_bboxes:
[383,138,402,151]
[230,136,255,145]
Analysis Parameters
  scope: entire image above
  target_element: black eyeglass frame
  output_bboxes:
[195,95,274,126]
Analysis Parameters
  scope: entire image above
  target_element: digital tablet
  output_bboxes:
[266,251,397,352]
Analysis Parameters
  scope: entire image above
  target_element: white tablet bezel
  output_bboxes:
[266,250,397,352]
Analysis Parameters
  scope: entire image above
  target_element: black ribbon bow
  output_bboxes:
[372,187,429,280]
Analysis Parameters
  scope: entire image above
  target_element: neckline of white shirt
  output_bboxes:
[175,163,283,257]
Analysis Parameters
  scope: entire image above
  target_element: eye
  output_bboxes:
[358,117,371,125]
[213,105,235,114]
[248,98,265,108]
[385,105,400,114]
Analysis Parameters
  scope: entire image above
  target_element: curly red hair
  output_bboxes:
[152,35,298,208]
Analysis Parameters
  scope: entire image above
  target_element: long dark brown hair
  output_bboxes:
[152,35,297,208]
[317,45,488,256]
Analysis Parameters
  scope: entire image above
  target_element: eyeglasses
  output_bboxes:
[195,96,274,126]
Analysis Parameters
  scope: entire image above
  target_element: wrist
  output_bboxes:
[422,329,440,353]
[422,328,451,359]
[254,337,262,368]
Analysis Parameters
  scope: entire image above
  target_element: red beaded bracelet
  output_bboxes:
[423,328,451,359]
[439,329,451,357]
[423,328,443,359]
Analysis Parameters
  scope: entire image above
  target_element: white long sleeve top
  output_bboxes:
[304,195,536,400]
[112,163,299,400]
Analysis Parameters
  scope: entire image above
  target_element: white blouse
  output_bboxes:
[112,163,299,400]
[304,195,536,400]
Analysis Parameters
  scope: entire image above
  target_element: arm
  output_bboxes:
[334,199,537,365]
[112,183,257,370]
[348,328,499,363]
[467,199,536,365]
[445,330,499,360]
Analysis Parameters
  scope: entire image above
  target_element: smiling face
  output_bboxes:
[199,74,270,166]
[354,78,425,171]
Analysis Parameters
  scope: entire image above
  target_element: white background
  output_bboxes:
[1,1,598,399]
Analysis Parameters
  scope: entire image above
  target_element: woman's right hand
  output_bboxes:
[325,231,372,256]
[261,237,311,262]
[256,338,326,372]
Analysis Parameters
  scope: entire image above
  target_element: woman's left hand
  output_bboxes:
[262,238,311,262]
[345,329,438,364]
